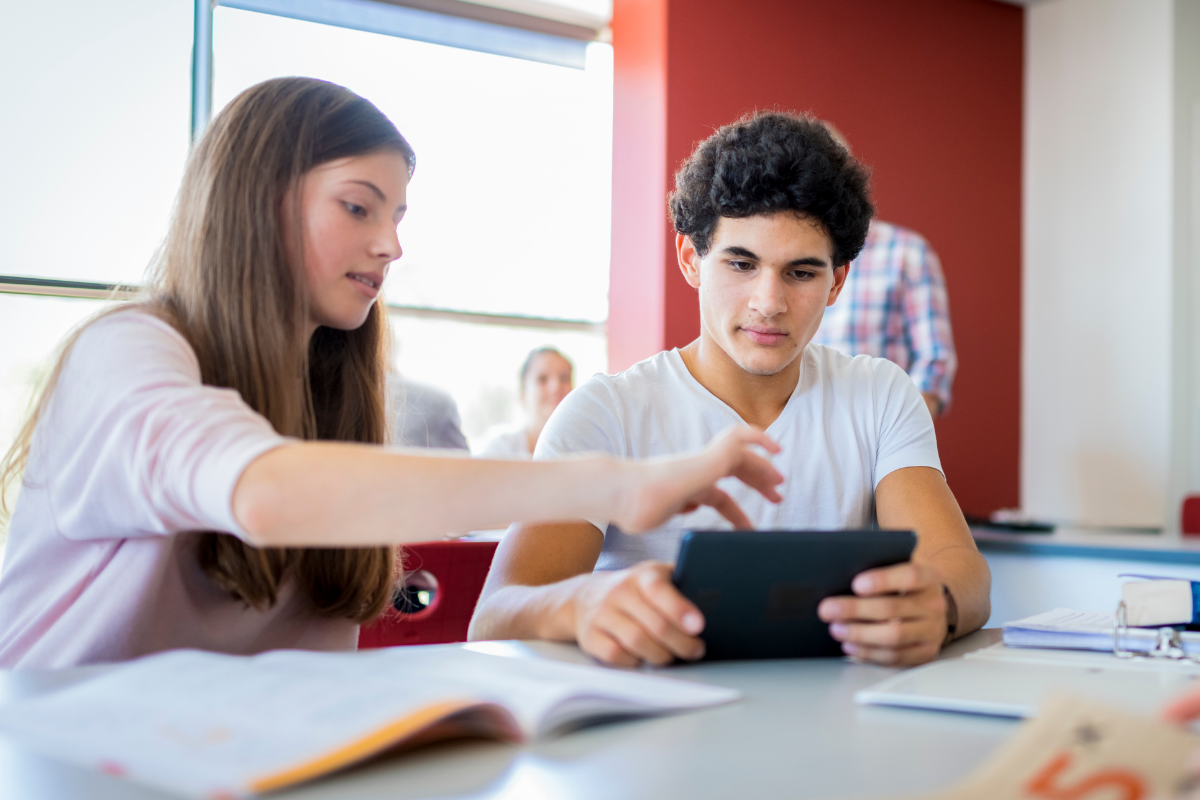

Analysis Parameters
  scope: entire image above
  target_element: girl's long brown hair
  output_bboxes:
[0,78,416,623]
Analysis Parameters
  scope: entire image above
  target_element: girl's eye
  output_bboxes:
[345,202,367,217]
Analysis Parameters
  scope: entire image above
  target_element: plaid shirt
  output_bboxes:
[813,220,957,409]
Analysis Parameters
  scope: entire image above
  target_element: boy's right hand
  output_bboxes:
[569,561,705,667]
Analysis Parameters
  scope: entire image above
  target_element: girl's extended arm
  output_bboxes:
[232,426,783,547]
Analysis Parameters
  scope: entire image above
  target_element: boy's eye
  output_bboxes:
[730,260,754,272]
[792,270,814,280]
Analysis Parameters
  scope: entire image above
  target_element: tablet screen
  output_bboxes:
[672,529,916,660]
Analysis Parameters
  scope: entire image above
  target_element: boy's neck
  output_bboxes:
[678,335,803,430]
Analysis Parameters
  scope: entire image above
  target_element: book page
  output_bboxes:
[427,649,741,737]
[0,646,738,798]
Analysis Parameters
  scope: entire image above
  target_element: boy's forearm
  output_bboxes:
[468,575,589,642]
[922,545,991,637]
[876,467,991,641]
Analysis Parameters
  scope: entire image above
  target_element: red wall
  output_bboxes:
[610,0,1023,517]
[607,0,668,376]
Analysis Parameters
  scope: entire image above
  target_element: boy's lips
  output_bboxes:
[741,326,788,345]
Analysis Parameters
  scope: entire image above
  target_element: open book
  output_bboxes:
[0,645,739,798]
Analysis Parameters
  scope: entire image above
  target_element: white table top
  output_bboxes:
[0,631,1015,800]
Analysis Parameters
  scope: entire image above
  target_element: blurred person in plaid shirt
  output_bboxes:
[813,125,957,420]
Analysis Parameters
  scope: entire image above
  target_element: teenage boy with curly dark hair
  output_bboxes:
[470,112,991,667]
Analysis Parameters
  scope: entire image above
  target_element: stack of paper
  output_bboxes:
[856,641,1200,718]
[0,645,739,798]
[1003,608,1200,656]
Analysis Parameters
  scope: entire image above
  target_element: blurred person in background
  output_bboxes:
[479,347,573,458]
[387,372,468,451]
[812,123,956,419]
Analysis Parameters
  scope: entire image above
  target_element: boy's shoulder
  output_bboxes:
[803,344,925,421]
[571,349,688,406]
[539,350,697,454]
[807,342,912,386]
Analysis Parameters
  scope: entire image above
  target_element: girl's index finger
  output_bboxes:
[730,453,785,503]
[741,425,782,455]
[697,487,754,530]
[719,424,781,456]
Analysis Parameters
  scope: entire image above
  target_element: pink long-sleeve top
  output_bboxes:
[0,311,359,668]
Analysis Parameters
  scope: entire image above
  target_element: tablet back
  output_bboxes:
[673,529,916,661]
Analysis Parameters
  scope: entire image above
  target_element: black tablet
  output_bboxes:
[672,529,916,661]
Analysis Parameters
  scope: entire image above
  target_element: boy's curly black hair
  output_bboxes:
[669,112,874,266]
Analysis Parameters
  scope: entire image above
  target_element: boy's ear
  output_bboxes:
[826,264,849,307]
[677,234,702,289]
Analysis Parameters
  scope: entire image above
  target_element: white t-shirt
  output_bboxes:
[478,425,532,459]
[533,345,941,571]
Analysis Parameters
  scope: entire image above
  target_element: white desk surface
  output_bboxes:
[0,631,1015,800]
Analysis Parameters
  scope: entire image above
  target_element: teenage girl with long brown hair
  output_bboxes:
[0,78,782,668]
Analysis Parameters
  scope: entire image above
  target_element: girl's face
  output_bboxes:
[522,352,574,422]
[291,150,410,336]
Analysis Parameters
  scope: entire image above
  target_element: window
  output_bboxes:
[1,0,614,561]
[0,294,110,466]
[1,0,192,444]
[211,5,613,443]
[1,1,193,285]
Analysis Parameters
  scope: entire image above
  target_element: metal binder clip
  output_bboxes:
[1113,600,1134,659]
[1113,599,1200,663]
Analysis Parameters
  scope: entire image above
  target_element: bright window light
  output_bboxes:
[0,0,192,285]
[212,7,613,447]
[211,7,614,323]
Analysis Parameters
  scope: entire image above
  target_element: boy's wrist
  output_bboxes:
[941,584,959,646]
[540,573,589,642]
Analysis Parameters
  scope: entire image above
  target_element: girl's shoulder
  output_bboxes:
[81,306,186,345]
[72,307,198,372]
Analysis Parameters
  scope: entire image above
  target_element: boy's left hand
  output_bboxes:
[816,562,947,666]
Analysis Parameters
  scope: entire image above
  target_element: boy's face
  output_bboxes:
[679,213,847,377]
